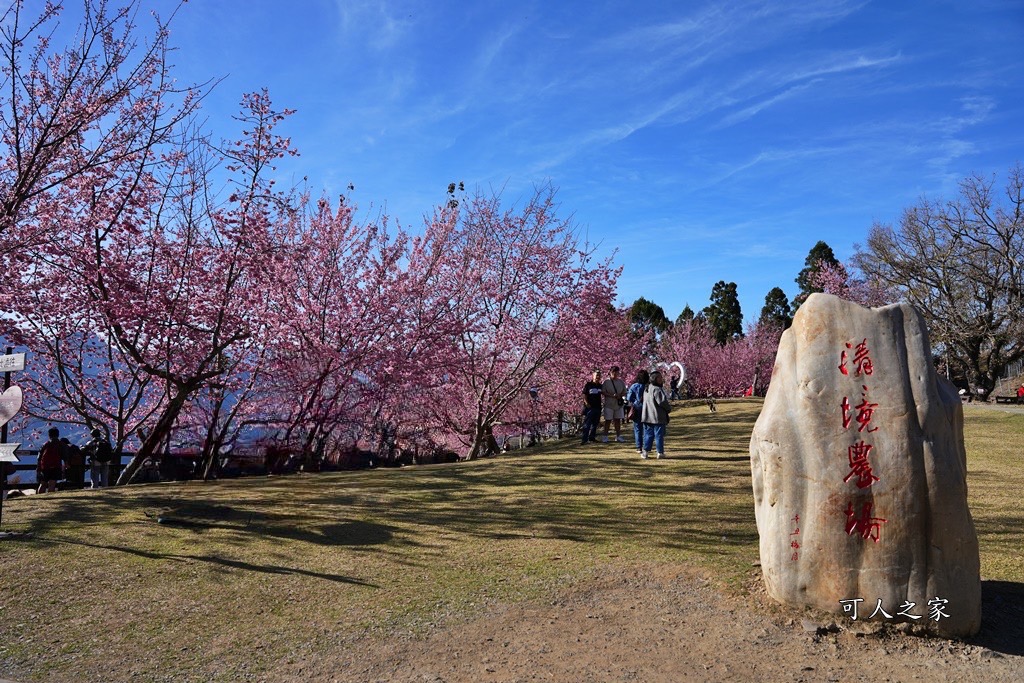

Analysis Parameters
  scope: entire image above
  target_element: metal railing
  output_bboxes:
[994,359,1024,397]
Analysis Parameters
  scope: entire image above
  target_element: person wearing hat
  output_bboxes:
[84,427,114,488]
[640,369,672,459]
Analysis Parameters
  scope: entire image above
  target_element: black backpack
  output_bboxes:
[64,444,83,469]
[93,440,113,463]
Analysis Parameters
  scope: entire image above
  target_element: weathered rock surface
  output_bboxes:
[750,293,980,637]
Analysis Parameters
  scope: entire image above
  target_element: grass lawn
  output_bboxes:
[0,399,1020,682]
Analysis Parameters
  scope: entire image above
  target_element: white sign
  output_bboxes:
[0,353,25,372]
[0,442,20,462]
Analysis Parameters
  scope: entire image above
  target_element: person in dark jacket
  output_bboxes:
[60,437,85,488]
[625,369,649,454]
[580,369,603,445]
[36,427,65,493]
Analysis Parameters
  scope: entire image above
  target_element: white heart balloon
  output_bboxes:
[0,386,23,428]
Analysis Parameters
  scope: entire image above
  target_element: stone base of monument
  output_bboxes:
[750,293,981,638]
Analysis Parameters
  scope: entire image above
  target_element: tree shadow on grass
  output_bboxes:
[49,536,379,587]
[680,452,750,463]
[278,456,760,549]
[9,408,763,561]
[261,520,394,546]
[971,579,1024,656]
[150,502,396,546]
[19,466,755,554]
[13,494,401,549]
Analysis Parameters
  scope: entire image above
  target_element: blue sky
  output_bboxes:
[118,1,1024,322]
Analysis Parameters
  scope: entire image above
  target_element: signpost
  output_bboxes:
[0,352,25,372]
[0,443,19,462]
[1,347,25,533]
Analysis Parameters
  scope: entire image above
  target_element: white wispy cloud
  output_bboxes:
[715,81,819,128]
[794,51,903,80]
[522,102,683,176]
[331,0,414,51]
[691,145,847,191]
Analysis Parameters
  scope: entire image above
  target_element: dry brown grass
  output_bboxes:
[962,404,1024,582]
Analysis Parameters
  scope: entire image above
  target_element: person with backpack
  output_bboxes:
[625,369,649,455]
[84,427,114,488]
[36,427,66,493]
[61,437,86,489]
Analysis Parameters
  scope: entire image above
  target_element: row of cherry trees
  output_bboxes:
[645,246,899,398]
[3,99,646,474]
[0,2,650,476]
[2,1,801,474]
[654,319,782,398]
[4,101,645,478]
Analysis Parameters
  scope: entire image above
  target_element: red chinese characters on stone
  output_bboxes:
[840,387,878,433]
[789,514,800,561]
[852,339,873,376]
[837,337,886,542]
[854,387,879,433]
[844,441,880,489]
[838,339,874,378]
[844,501,887,542]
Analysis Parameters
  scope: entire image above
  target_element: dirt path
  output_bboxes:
[289,564,1023,683]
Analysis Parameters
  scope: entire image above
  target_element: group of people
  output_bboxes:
[35,426,115,493]
[581,365,672,459]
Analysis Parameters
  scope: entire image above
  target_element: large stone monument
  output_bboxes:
[750,293,981,637]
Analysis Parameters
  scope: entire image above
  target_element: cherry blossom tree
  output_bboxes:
[168,345,277,480]
[808,261,895,308]
[103,90,299,482]
[406,185,628,459]
[660,318,781,397]
[0,0,204,256]
[261,195,411,467]
[736,321,783,396]
[517,298,648,443]
[2,4,649,473]
[2,321,162,452]
[7,88,297,482]
[0,0,210,459]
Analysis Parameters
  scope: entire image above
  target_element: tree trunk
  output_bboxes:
[116,383,195,485]
[300,427,321,471]
[200,393,226,480]
[466,422,498,460]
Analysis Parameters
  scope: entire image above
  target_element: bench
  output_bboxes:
[995,395,1022,405]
